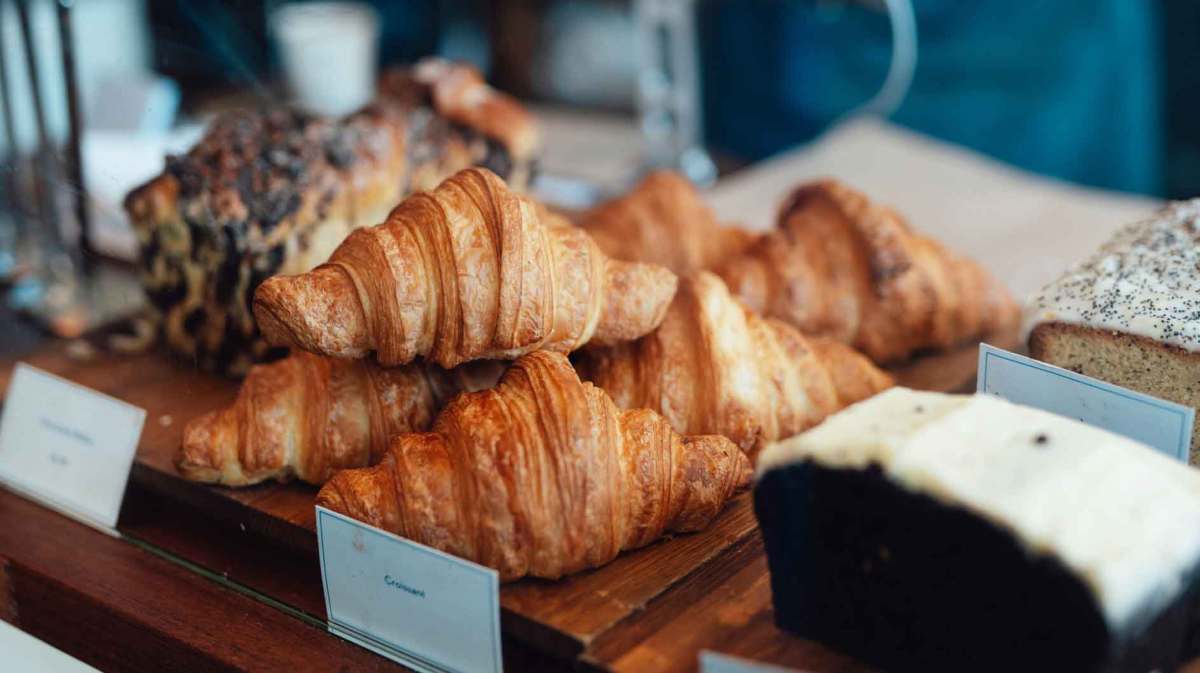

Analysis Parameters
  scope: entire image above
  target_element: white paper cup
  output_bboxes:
[271,2,380,117]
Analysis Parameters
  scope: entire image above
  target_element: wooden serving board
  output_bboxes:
[579,534,880,673]
[884,322,1021,392]
[0,487,410,673]
[0,324,1017,666]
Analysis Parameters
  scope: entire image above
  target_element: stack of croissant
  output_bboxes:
[180,165,1016,582]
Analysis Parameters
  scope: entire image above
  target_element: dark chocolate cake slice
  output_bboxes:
[755,387,1200,673]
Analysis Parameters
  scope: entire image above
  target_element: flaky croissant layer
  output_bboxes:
[254,168,677,368]
[579,171,754,275]
[178,351,503,486]
[317,350,750,581]
[716,179,1019,364]
[577,272,893,457]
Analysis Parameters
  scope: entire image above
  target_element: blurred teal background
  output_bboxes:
[700,1,1164,195]
[142,0,1200,198]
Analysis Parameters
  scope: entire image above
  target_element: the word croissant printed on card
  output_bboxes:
[178,351,505,486]
[576,272,893,457]
[317,350,750,582]
[253,167,679,368]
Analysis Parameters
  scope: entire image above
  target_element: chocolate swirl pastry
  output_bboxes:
[124,59,539,376]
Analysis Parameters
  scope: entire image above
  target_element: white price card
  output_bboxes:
[700,651,802,673]
[977,344,1194,462]
[316,506,503,673]
[0,363,145,532]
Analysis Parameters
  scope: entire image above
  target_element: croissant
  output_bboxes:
[575,272,892,456]
[715,179,1019,364]
[254,168,678,368]
[178,351,504,486]
[579,171,755,275]
[317,350,750,582]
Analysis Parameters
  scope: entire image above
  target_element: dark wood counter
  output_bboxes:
[0,322,1015,673]
[0,487,404,673]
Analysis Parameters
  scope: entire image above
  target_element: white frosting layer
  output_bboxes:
[758,387,1200,629]
[1023,199,1200,350]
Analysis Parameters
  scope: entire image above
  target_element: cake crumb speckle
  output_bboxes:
[1024,200,1200,351]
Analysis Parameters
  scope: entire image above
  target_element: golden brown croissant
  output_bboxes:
[575,272,893,456]
[579,171,755,275]
[317,350,750,582]
[178,351,504,486]
[716,179,1019,364]
[254,168,678,368]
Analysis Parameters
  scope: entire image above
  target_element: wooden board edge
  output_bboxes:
[128,465,317,555]
[888,325,1022,394]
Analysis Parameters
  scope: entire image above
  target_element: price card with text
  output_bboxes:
[0,363,146,531]
[978,344,1194,462]
[316,506,502,673]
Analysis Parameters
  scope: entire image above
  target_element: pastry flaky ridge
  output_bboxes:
[717,180,1019,364]
[178,351,505,486]
[577,272,893,457]
[317,350,750,582]
[578,171,1018,364]
[579,171,755,275]
[253,167,678,369]
[124,58,541,378]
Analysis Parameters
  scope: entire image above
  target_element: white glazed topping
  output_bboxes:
[758,387,1200,629]
[1023,199,1200,350]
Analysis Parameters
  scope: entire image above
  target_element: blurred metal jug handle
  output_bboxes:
[633,0,717,187]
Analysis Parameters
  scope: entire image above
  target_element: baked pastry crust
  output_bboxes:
[125,59,539,376]
[317,350,750,581]
[579,171,754,275]
[177,352,504,486]
[717,179,1019,364]
[253,168,678,368]
[382,57,540,185]
[576,272,892,456]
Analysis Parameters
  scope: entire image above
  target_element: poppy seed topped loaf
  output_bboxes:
[1025,199,1200,462]
[755,387,1200,673]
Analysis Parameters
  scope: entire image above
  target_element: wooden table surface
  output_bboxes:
[0,317,1019,673]
[0,299,364,673]
[0,339,771,664]
[0,487,410,673]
